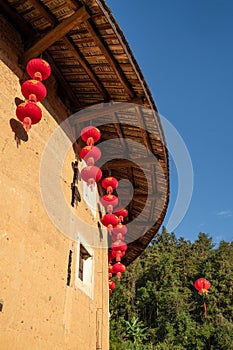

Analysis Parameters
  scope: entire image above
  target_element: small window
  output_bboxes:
[75,235,94,299]
[78,244,91,281]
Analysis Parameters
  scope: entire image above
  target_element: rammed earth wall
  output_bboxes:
[0,14,109,350]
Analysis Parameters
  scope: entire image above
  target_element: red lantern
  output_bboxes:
[16,101,42,131]
[109,280,116,294]
[80,145,101,165]
[194,278,210,317]
[101,214,119,234]
[114,208,128,223]
[80,165,102,190]
[194,278,210,295]
[111,240,127,262]
[81,126,101,146]
[101,177,118,194]
[26,58,51,81]
[21,80,47,102]
[112,223,128,236]
[101,194,118,213]
[113,262,126,282]
[112,224,128,241]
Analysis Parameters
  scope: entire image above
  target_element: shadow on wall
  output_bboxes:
[9,118,28,147]
[9,96,28,147]
[71,160,81,207]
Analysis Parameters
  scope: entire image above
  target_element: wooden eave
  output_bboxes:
[0,0,170,266]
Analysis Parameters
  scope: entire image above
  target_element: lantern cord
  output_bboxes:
[203,301,207,318]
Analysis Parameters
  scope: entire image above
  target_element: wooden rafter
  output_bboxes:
[0,1,36,41]
[127,166,134,220]
[70,99,144,124]
[25,2,109,100]
[44,51,81,110]
[128,221,156,227]
[28,0,57,26]
[136,106,157,221]
[117,193,158,200]
[65,0,82,11]
[85,18,135,99]
[112,112,128,151]
[62,36,109,100]
[136,106,153,153]
[101,156,157,169]
[20,6,90,64]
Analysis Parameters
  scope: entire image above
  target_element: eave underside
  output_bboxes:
[0,0,170,265]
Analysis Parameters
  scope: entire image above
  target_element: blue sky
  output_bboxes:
[106,0,233,244]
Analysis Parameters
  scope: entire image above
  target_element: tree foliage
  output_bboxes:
[109,229,233,349]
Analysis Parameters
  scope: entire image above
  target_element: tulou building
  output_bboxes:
[0,1,169,349]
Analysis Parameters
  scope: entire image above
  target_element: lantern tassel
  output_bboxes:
[116,272,121,282]
[107,186,113,194]
[87,137,94,146]
[118,215,123,223]
[28,93,37,102]
[87,178,95,192]
[22,117,32,132]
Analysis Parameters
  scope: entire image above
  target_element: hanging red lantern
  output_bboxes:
[26,58,51,81]
[80,145,101,165]
[114,208,128,223]
[101,177,118,194]
[113,262,126,282]
[21,80,47,102]
[16,101,42,131]
[101,213,119,234]
[112,223,128,241]
[101,194,119,213]
[194,278,211,295]
[112,223,128,236]
[80,165,102,190]
[109,280,116,294]
[111,240,127,262]
[81,126,101,146]
[15,58,51,132]
[194,278,210,317]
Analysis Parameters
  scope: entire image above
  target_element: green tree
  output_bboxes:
[109,229,233,349]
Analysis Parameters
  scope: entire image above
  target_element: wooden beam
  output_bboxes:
[65,0,81,11]
[29,0,57,26]
[62,36,109,100]
[135,105,157,221]
[43,51,81,110]
[70,98,143,124]
[0,1,36,41]
[127,221,156,227]
[136,106,153,152]
[127,166,134,217]
[113,112,128,151]
[117,193,157,200]
[100,156,158,169]
[85,19,135,99]
[20,6,90,64]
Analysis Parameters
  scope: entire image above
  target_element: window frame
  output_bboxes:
[75,234,94,299]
